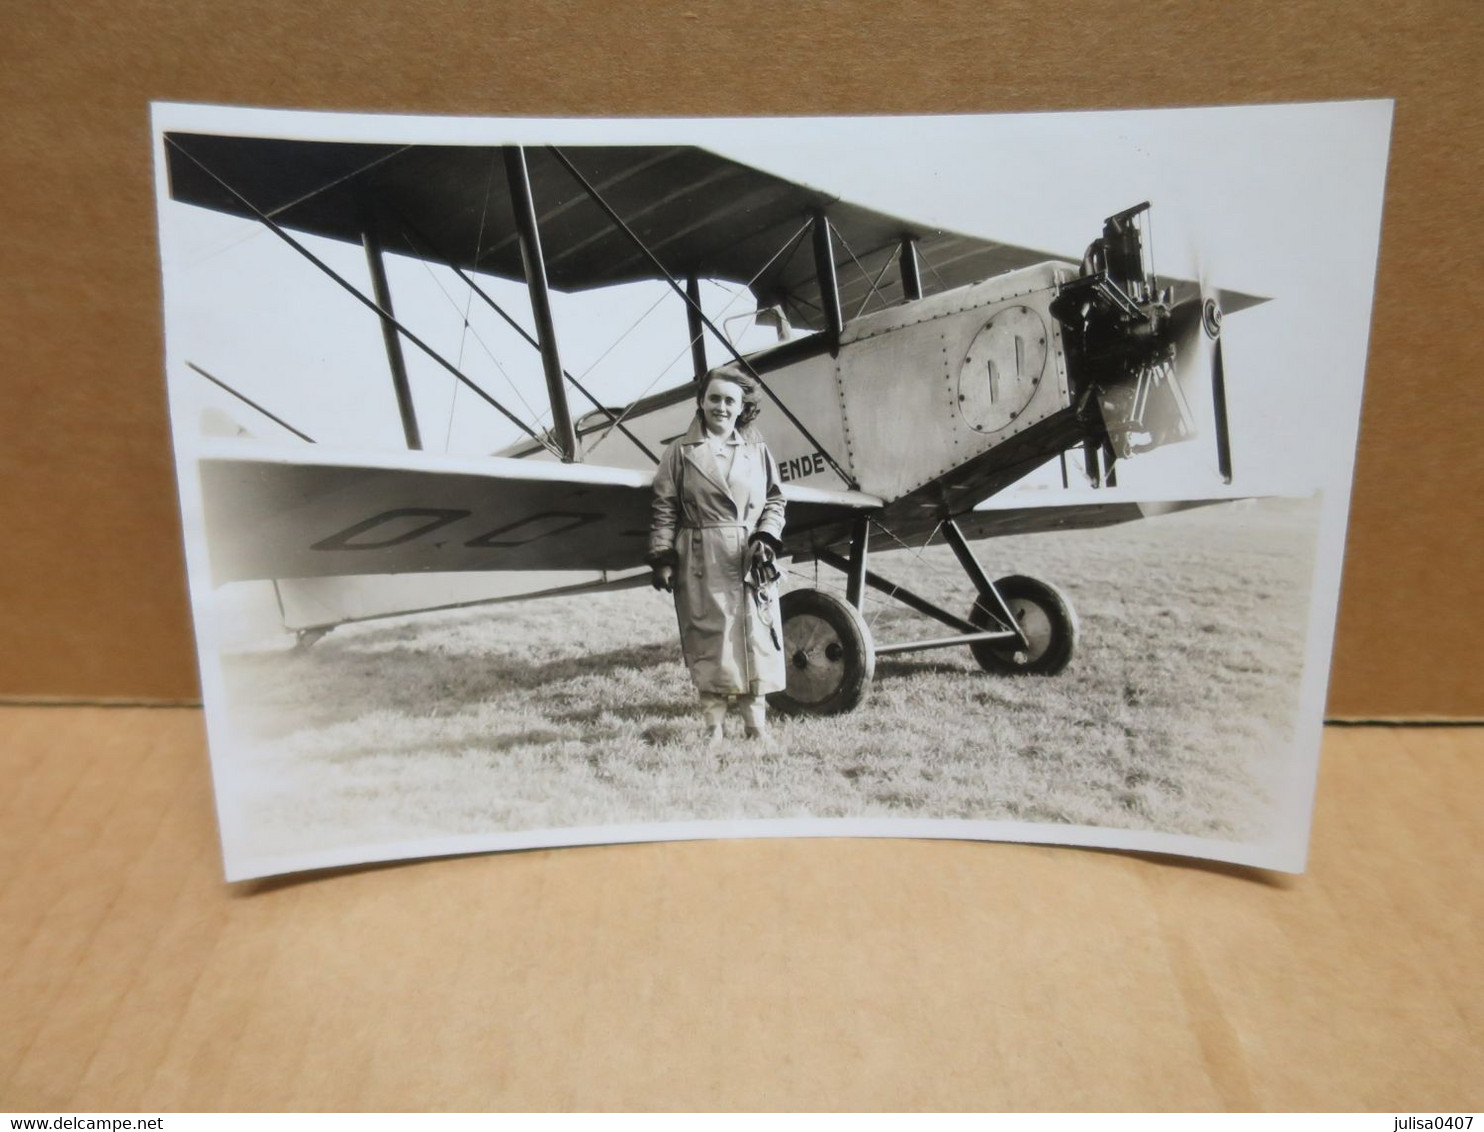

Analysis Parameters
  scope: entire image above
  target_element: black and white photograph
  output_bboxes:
[152,101,1392,881]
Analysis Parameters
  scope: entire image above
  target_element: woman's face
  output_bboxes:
[700,378,745,437]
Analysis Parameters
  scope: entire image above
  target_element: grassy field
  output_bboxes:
[219,497,1321,864]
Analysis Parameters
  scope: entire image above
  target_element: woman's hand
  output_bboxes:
[745,537,779,585]
[651,564,675,592]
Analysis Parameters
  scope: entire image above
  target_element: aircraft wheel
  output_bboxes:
[767,588,875,716]
[968,575,1078,676]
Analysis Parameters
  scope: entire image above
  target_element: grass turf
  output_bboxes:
[218,497,1319,862]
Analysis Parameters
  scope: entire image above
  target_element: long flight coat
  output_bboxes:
[649,416,787,697]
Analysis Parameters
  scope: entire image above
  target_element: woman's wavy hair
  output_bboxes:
[696,370,763,432]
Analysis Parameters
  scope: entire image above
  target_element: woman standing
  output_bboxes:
[648,371,786,741]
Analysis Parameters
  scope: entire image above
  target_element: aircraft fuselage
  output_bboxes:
[528,260,1091,545]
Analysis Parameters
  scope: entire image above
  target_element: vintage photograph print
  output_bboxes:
[153,102,1392,880]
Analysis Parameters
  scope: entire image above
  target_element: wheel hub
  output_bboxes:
[781,612,849,705]
[768,588,875,716]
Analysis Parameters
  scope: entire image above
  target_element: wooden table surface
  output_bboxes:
[1,708,1479,1112]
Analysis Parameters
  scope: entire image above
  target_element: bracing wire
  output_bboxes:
[184,221,268,268]
[445,290,472,451]
[164,137,564,459]
[853,251,900,322]
[263,145,415,220]
[515,282,676,433]
[584,217,814,460]
[414,253,548,431]
[827,221,891,321]
[546,147,851,483]
[858,520,958,639]
[388,213,659,464]
[781,519,961,646]
[445,156,496,451]
[915,242,950,294]
[181,145,416,270]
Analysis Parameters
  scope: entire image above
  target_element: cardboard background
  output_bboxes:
[4,708,1480,1110]
[4,1,1480,716]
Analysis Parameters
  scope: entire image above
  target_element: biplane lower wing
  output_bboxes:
[198,441,1242,593]
[196,442,883,586]
[950,498,1230,542]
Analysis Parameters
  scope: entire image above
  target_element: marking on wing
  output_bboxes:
[465,511,605,548]
[312,509,471,551]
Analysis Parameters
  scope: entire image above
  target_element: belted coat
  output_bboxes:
[649,416,787,696]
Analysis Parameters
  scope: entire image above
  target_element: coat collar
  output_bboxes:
[679,414,752,502]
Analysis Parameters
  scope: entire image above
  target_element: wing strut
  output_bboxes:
[164,137,563,459]
[685,273,708,382]
[899,238,923,301]
[812,211,844,353]
[546,145,858,491]
[361,204,422,449]
[504,147,578,462]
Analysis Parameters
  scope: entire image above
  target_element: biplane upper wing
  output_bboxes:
[164,135,1264,334]
[196,441,883,586]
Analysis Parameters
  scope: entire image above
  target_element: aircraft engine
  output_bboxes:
[1048,203,1232,482]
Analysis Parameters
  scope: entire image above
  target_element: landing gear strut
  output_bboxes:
[768,516,1078,715]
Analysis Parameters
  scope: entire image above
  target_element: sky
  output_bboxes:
[156,101,1393,498]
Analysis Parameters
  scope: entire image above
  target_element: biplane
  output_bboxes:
[162,133,1262,716]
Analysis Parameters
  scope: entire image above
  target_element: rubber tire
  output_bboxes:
[968,575,1078,676]
[767,588,875,716]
